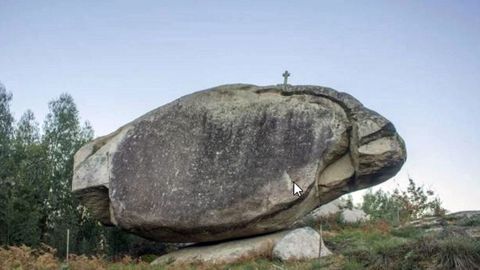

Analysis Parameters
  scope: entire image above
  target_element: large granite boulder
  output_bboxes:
[72,84,406,242]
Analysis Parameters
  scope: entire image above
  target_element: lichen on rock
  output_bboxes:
[72,84,406,242]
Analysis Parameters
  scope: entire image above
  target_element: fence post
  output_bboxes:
[66,229,70,264]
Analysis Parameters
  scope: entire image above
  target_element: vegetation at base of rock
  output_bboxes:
[362,178,446,225]
[2,218,479,270]
[325,223,480,270]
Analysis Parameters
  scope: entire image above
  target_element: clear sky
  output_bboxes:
[1,1,479,212]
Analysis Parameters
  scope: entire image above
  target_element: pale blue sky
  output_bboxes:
[1,1,479,211]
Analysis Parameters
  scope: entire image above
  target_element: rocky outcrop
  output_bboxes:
[72,84,406,242]
[407,211,480,239]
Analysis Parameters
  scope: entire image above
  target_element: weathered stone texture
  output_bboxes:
[72,84,406,242]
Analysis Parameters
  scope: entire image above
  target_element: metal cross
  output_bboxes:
[282,70,290,87]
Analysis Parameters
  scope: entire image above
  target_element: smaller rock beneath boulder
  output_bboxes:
[341,209,369,223]
[151,227,333,266]
[151,230,288,266]
[273,227,331,261]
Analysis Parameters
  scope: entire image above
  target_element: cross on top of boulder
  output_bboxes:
[282,70,290,88]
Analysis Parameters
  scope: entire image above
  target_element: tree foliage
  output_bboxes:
[0,83,154,258]
[41,93,98,256]
[362,178,446,224]
[8,111,48,246]
[0,83,15,245]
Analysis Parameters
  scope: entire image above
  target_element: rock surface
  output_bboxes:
[152,227,330,265]
[72,84,406,242]
[307,199,344,219]
[272,227,323,261]
[341,209,369,223]
[151,230,288,266]
[296,198,369,226]
[407,211,480,239]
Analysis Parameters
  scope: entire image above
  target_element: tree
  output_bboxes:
[0,83,14,245]
[0,89,147,256]
[0,82,13,155]
[15,110,40,145]
[362,178,446,224]
[5,111,50,246]
[0,89,109,254]
[392,178,446,220]
[362,189,402,224]
[42,93,95,256]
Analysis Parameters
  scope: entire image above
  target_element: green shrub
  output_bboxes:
[362,178,446,225]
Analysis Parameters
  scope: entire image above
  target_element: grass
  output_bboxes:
[325,224,409,270]
[221,256,343,270]
[342,259,365,270]
[1,220,479,270]
[0,245,341,270]
[390,226,424,239]
[434,236,480,270]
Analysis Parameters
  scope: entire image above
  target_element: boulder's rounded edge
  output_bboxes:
[72,125,134,225]
[285,85,407,203]
[72,84,407,242]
